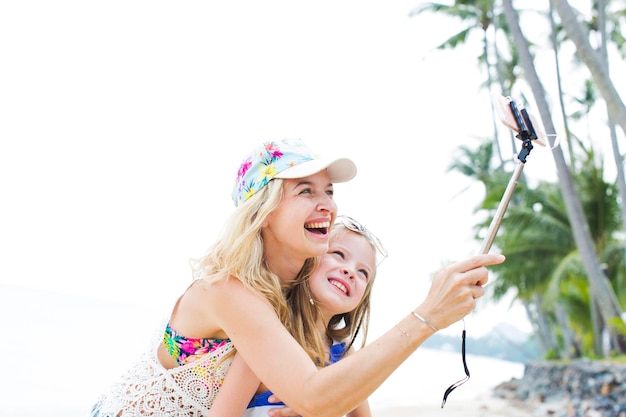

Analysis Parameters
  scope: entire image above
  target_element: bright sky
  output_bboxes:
[0,1,552,338]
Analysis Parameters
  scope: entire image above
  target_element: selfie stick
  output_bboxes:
[441,96,544,409]
[479,96,542,254]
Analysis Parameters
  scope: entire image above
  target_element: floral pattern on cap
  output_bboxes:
[232,139,317,207]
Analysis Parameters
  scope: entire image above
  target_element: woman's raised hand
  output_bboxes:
[415,253,505,331]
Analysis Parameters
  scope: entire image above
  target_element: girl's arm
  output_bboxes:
[208,352,260,417]
[201,253,504,417]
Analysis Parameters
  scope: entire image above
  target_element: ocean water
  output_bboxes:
[0,285,524,416]
[368,346,524,411]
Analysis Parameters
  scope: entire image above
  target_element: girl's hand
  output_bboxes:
[267,395,300,417]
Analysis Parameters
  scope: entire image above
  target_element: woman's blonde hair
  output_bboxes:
[287,224,378,364]
[191,179,317,348]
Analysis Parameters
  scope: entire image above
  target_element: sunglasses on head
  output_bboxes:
[334,215,388,266]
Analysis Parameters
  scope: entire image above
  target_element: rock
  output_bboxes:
[493,360,626,417]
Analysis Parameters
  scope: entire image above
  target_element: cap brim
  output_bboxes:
[274,157,357,183]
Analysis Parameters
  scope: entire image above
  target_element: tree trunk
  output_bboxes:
[554,303,578,359]
[550,0,626,140]
[597,0,626,237]
[590,293,604,356]
[502,0,624,354]
[527,295,557,358]
[547,2,576,168]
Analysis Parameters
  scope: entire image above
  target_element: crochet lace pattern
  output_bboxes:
[92,326,235,416]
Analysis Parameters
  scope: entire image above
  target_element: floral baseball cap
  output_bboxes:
[231,139,357,207]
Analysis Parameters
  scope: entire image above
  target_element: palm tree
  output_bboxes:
[451,134,625,357]
[592,0,626,241]
[547,1,626,352]
[501,0,624,354]
[499,141,623,357]
[550,0,626,139]
[549,0,626,240]
[489,180,573,357]
[446,139,559,356]
[418,0,626,355]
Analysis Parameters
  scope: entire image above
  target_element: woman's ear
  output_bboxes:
[261,213,271,228]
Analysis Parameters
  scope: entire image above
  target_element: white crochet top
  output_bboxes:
[92,328,235,416]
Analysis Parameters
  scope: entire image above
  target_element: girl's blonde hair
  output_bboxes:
[191,179,317,350]
[287,224,378,365]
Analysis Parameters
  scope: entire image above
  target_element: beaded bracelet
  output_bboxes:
[411,311,439,332]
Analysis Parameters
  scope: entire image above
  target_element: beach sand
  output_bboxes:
[373,394,539,417]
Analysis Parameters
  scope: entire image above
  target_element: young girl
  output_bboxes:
[211,215,385,417]
[91,138,504,417]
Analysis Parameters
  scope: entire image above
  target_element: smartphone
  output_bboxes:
[491,94,547,147]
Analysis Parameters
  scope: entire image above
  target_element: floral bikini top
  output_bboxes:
[163,322,231,366]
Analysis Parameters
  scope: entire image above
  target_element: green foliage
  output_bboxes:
[544,348,560,360]
[448,135,625,359]
[608,316,626,337]
[417,0,626,360]
[608,355,626,364]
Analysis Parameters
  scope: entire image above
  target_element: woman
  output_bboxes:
[91,138,504,417]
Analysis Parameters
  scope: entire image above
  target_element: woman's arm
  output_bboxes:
[346,401,372,417]
[208,352,260,417]
[263,398,371,417]
[344,346,372,417]
[206,253,504,417]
